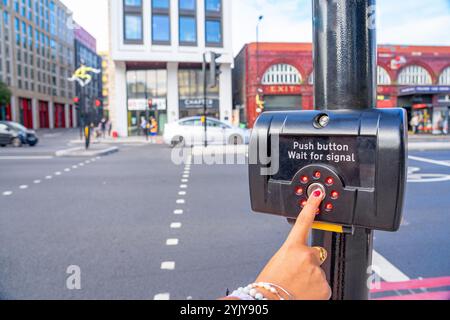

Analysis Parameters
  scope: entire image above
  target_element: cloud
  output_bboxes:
[233,0,450,55]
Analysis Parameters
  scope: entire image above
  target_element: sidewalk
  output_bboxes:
[69,136,165,145]
[408,134,450,151]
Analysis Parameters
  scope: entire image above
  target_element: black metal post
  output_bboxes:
[311,0,376,300]
[203,53,208,148]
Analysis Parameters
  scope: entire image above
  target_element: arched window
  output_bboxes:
[398,65,432,85]
[262,64,302,85]
[439,67,450,85]
[308,72,314,85]
[377,66,391,85]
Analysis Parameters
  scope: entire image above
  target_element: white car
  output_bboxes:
[163,117,250,147]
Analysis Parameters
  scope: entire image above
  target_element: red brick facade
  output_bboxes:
[233,43,450,128]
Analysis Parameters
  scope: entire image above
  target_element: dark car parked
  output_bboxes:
[0,121,39,147]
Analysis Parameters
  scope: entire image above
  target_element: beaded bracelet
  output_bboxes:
[228,282,294,301]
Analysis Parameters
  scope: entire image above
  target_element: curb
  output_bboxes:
[409,143,450,151]
[55,146,119,157]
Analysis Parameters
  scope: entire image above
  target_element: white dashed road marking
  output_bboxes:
[46,176,52,180]
[154,293,170,300]
[161,262,175,270]
[19,185,28,190]
[174,209,184,215]
[178,191,187,196]
[181,179,188,183]
[176,199,185,204]
[372,250,410,282]
[64,168,71,172]
[34,180,41,184]
[171,223,182,229]
[3,191,13,196]
[180,185,188,189]
[55,172,62,176]
[166,239,179,246]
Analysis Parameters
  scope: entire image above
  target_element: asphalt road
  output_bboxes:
[0,135,449,300]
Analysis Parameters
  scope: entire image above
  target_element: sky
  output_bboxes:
[61,0,450,55]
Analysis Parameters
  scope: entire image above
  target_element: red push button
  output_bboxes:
[300,176,309,184]
[313,171,321,179]
[295,187,304,196]
[325,203,334,211]
[300,200,308,208]
[331,191,339,199]
[325,177,335,186]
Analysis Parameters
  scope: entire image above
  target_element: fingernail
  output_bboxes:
[313,190,322,198]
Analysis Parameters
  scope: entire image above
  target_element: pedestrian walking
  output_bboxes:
[410,114,419,134]
[100,118,107,138]
[106,119,112,137]
[140,117,148,139]
[149,116,158,143]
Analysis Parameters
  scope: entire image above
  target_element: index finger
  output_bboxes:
[285,189,324,246]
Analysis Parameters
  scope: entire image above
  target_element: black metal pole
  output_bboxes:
[203,53,208,148]
[311,0,376,300]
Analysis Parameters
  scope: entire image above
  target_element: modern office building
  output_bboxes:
[0,0,77,129]
[108,0,233,137]
[233,43,450,134]
[74,23,103,124]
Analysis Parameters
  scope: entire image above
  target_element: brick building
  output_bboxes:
[233,43,450,134]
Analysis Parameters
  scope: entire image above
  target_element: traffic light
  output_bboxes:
[95,99,102,108]
[208,52,222,88]
[73,97,80,111]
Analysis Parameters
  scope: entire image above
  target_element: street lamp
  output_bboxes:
[256,15,264,84]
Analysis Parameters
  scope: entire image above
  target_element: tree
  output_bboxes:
[0,81,11,106]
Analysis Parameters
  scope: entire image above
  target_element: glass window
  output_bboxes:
[124,0,141,7]
[123,0,143,44]
[205,20,221,45]
[124,14,142,41]
[179,16,196,45]
[205,0,221,12]
[179,0,195,11]
[152,0,169,9]
[152,14,170,43]
[204,0,222,47]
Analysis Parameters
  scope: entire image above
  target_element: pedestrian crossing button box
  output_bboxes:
[249,109,408,232]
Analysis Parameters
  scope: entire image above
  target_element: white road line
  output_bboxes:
[176,199,185,204]
[181,179,188,183]
[55,172,62,176]
[85,161,91,164]
[79,163,84,166]
[45,176,52,180]
[19,185,28,190]
[3,191,13,196]
[0,156,54,160]
[166,239,179,246]
[174,209,183,215]
[72,165,78,169]
[154,293,170,300]
[180,185,188,189]
[64,168,71,172]
[372,250,410,282]
[178,191,187,196]
[34,180,41,184]
[409,155,450,168]
[161,262,175,270]
[96,156,101,160]
[171,223,182,229]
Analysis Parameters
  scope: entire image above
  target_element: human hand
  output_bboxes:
[255,189,332,300]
